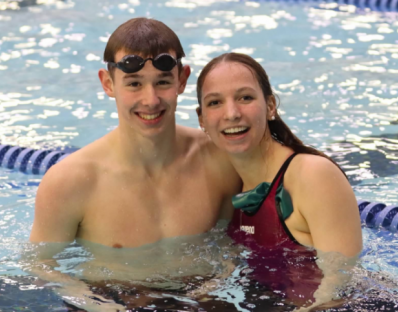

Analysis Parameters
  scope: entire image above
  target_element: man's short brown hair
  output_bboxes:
[104,18,185,75]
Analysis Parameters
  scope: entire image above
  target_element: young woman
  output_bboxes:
[196,53,362,309]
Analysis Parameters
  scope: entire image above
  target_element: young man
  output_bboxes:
[30,18,241,248]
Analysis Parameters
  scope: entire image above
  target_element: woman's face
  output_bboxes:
[199,61,271,155]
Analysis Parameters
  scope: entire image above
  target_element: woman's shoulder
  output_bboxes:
[286,153,347,193]
[290,153,341,175]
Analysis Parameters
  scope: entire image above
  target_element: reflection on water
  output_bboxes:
[323,133,398,204]
[1,276,397,311]
[2,224,398,311]
[326,133,398,182]
[1,0,398,153]
[1,0,398,310]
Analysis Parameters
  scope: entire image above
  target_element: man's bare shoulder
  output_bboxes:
[46,149,97,189]
[31,135,116,242]
[176,125,241,189]
[176,125,223,155]
[36,136,112,208]
[176,125,208,144]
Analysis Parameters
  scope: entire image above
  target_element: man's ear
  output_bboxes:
[196,106,204,129]
[178,65,191,94]
[98,68,115,98]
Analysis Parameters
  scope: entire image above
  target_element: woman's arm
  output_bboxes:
[288,155,362,311]
[292,155,362,257]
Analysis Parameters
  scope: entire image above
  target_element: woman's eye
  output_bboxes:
[241,95,253,101]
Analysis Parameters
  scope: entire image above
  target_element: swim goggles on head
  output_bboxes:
[107,53,181,73]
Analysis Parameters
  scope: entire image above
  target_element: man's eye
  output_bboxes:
[157,80,170,85]
[129,82,140,87]
[208,100,220,106]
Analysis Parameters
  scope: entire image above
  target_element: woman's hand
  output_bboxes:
[295,249,358,312]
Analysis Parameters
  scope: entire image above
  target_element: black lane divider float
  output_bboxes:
[1,144,397,232]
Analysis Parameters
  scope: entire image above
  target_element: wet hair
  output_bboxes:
[103,18,185,77]
[197,53,338,163]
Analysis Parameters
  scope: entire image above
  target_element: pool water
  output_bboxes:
[1,0,398,311]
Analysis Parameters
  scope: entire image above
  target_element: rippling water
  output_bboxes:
[1,0,398,311]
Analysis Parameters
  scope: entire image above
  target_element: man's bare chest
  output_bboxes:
[77,173,222,248]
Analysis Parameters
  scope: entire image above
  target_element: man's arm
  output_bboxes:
[219,149,241,220]
[206,142,242,221]
[30,159,91,243]
[27,162,126,311]
[22,242,126,312]
[218,167,241,221]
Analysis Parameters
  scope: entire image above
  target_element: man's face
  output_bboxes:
[100,50,189,138]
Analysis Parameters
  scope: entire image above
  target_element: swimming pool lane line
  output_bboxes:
[358,200,398,233]
[0,144,74,175]
[1,144,398,232]
[249,0,398,11]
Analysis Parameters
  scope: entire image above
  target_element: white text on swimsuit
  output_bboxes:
[240,225,255,234]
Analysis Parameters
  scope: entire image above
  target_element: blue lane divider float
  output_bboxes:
[1,144,398,233]
[358,200,398,233]
[249,0,398,11]
[0,144,76,175]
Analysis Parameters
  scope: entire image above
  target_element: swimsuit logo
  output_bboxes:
[240,225,255,234]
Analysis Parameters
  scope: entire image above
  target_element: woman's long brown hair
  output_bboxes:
[197,53,340,166]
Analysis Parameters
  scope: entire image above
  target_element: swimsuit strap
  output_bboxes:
[273,153,301,245]
[274,152,299,189]
[242,153,298,217]
[266,152,299,196]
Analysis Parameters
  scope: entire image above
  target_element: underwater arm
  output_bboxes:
[21,242,126,312]
[294,249,358,312]
[28,163,125,310]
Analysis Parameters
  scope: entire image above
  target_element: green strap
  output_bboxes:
[275,184,294,220]
[232,182,294,220]
[232,182,269,214]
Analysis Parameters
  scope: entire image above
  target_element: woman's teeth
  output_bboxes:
[138,112,161,120]
[223,126,249,134]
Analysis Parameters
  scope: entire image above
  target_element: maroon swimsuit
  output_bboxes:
[227,154,323,306]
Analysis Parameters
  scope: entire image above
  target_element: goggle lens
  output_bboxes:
[153,54,177,71]
[122,55,144,72]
